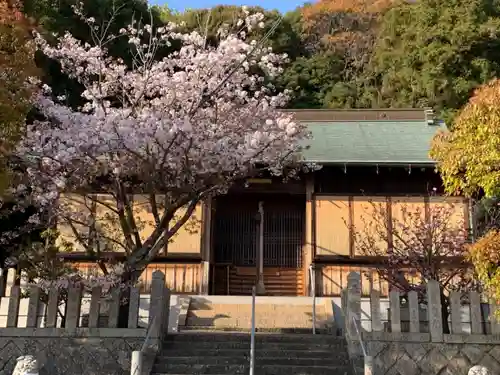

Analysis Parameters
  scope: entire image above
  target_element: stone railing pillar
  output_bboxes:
[365,355,374,375]
[426,280,444,342]
[149,271,167,347]
[346,272,362,356]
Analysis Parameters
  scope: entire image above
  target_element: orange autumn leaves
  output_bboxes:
[302,0,394,16]
[0,0,39,152]
[431,78,500,314]
[468,230,500,309]
[301,0,394,49]
[0,0,39,191]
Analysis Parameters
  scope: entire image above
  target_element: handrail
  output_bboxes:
[141,313,159,353]
[309,265,316,335]
[351,315,367,358]
[249,285,256,375]
[131,312,159,375]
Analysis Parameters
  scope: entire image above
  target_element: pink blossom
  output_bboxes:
[8,7,312,286]
[353,200,475,297]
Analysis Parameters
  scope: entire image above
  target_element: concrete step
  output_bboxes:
[180,325,334,334]
[164,331,346,344]
[154,331,352,375]
[186,302,330,330]
[163,341,348,352]
[152,364,352,375]
[155,355,351,367]
[159,348,347,360]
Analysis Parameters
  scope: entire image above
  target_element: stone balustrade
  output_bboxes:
[344,272,500,375]
[0,270,171,375]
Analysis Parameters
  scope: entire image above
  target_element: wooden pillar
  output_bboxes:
[200,198,212,295]
[303,175,315,296]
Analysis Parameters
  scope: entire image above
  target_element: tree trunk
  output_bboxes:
[441,292,450,334]
[118,287,131,328]
[117,263,150,327]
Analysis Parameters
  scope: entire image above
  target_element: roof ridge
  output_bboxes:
[285,108,433,122]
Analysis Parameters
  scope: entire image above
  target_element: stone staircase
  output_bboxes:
[149,296,355,375]
[152,331,353,375]
[183,297,333,332]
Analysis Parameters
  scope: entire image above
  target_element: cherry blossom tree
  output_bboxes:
[8,4,310,293]
[352,200,476,333]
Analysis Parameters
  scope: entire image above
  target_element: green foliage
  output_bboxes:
[0,199,44,268]
[18,228,76,283]
[23,0,165,108]
[21,0,500,114]
[474,197,500,236]
[277,52,345,108]
[155,5,305,58]
[8,0,500,304]
[430,78,500,197]
[360,0,500,120]
[0,0,39,191]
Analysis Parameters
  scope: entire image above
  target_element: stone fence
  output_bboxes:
[0,270,171,375]
[343,272,500,375]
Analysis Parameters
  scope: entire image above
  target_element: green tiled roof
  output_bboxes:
[301,120,447,165]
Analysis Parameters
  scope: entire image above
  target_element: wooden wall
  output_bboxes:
[317,265,390,297]
[76,262,202,294]
[315,195,470,296]
[57,194,203,255]
[314,195,469,258]
[57,194,204,294]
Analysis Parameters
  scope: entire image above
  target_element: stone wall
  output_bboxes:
[365,332,500,375]
[0,329,144,375]
[343,272,500,375]
[0,270,173,375]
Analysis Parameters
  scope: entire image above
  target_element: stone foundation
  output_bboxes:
[365,332,500,375]
[0,329,144,375]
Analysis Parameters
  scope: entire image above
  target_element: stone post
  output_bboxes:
[490,299,500,335]
[66,285,82,332]
[149,271,166,347]
[340,289,347,335]
[347,272,362,355]
[162,287,171,340]
[389,291,401,333]
[128,287,141,328]
[130,351,142,375]
[469,292,482,334]
[364,355,374,375]
[26,286,41,328]
[7,286,21,328]
[12,355,38,375]
[408,291,420,333]
[450,291,463,334]
[45,288,59,328]
[427,280,443,342]
[370,290,382,332]
[468,365,491,375]
[5,268,16,296]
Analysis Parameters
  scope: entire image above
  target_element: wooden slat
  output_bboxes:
[319,265,390,297]
[228,267,304,296]
[72,262,201,294]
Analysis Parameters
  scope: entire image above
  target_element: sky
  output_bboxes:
[149,0,306,14]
